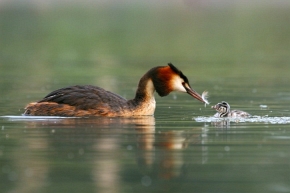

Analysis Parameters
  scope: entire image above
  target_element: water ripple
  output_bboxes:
[194,116,290,124]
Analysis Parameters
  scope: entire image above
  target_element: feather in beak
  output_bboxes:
[183,83,210,106]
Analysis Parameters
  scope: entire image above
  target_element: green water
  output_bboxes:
[1,2,290,193]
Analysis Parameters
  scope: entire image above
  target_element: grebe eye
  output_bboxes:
[219,107,226,113]
[182,82,188,88]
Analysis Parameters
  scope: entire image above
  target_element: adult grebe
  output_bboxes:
[211,101,251,118]
[24,63,208,117]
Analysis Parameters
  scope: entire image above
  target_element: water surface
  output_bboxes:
[1,84,290,193]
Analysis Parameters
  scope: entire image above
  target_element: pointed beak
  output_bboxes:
[211,104,218,109]
[183,83,207,104]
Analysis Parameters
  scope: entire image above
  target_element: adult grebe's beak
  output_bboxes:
[183,83,208,104]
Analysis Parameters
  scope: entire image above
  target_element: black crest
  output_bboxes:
[168,63,189,84]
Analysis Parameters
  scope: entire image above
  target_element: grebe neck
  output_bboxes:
[125,73,156,116]
[134,74,155,102]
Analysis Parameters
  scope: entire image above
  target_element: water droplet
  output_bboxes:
[127,145,133,150]
[141,175,152,187]
[260,105,268,110]
[224,146,230,151]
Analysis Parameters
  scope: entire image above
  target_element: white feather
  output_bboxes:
[202,91,210,107]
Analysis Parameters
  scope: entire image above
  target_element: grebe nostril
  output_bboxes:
[24,63,208,117]
[212,101,251,118]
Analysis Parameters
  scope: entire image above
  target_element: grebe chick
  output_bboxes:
[211,101,251,118]
[24,63,208,117]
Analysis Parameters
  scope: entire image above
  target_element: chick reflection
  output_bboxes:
[211,119,231,128]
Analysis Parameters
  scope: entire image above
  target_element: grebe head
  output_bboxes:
[150,63,206,103]
[211,101,230,117]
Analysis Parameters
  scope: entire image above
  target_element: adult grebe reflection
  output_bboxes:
[18,116,203,181]
[136,128,202,180]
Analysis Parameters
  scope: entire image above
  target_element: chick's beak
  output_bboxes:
[211,105,218,109]
[183,83,206,103]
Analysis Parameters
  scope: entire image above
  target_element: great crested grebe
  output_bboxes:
[211,101,251,118]
[24,63,208,117]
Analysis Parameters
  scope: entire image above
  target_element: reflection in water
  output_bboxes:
[3,116,204,192]
[4,131,49,193]
[2,114,290,193]
[137,130,188,180]
[134,123,206,180]
[211,119,231,128]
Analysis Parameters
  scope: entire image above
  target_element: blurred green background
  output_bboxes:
[0,0,290,115]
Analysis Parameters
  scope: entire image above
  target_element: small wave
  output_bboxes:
[1,115,77,121]
[194,116,290,124]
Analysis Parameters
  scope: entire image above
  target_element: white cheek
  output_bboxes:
[172,76,186,93]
